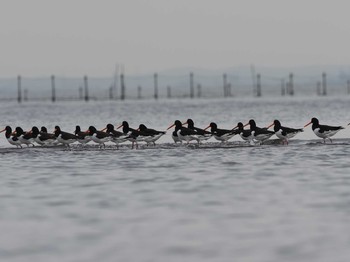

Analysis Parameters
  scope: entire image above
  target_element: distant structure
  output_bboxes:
[288,73,294,95]
[51,75,56,102]
[322,72,327,96]
[154,73,158,100]
[256,74,261,97]
[84,75,89,101]
[120,73,125,100]
[190,72,194,98]
[17,75,22,103]
[223,73,228,97]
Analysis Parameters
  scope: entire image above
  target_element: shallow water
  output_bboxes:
[1,97,350,262]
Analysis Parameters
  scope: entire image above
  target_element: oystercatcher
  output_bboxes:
[204,122,237,142]
[167,120,200,144]
[183,119,212,142]
[74,125,91,145]
[304,117,344,143]
[86,126,111,148]
[0,126,22,148]
[15,127,35,147]
[103,124,128,148]
[32,126,56,146]
[117,121,144,149]
[54,126,77,147]
[245,119,274,144]
[138,124,166,145]
[233,122,253,142]
[267,120,303,144]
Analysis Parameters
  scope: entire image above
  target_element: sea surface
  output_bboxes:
[1,96,350,262]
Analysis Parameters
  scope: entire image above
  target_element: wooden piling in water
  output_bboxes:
[167,86,171,99]
[288,73,294,95]
[84,75,89,101]
[51,75,56,102]
[137,86,142,99]
[154,73,158,100]
[256,74,261,97]
[17,75,22,103]
[190,72,194,99]
[223,73,227,97]
[322,72,327,96]
[120,73,125,100]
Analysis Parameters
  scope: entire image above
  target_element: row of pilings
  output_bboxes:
[13,72,348,102]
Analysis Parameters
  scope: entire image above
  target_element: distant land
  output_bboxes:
[1,65,350,100]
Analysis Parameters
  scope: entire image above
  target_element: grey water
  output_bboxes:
[1,96,350,262]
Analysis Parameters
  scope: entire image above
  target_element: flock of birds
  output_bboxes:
[0,117,347,149]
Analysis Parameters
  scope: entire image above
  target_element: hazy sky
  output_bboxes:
[1,0,350,76]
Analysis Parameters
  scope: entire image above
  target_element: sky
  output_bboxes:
[0,0,350,77]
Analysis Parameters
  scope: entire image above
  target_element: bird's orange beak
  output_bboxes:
[0,128,5,133]
[116,124,123,129]
[304,121,312,128]
[203,125,211,131]
[243,122,250,127]
[166,123,176,130]
[182,121,188,125]
[267,122,274,129]
[101,127,107,132]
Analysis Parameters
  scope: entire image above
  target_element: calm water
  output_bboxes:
[1,97,350,262]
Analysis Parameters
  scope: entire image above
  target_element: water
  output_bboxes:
[1,96,350,262]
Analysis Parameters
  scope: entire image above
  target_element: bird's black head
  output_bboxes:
[311,117,319,125]
[186,119,194,128]
[41,126,48,133]
[0,126,12,138]
[15,127,24,136]
[75,125,81,134]
[273,120,281,128]
[88,126,97,134]
[237,122,244,130]
[209,122,217,131]
[31,126,40,136]
[248,119,257,129]
[106,124,114,132]
[139,124,147,131]
[54,126,61,137]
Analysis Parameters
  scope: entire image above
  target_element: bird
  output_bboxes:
[245,119,274,144]
[267,120,303,144]
[86,126,111,148]
[15,127,35,147]
[167,120,200,144]
[74,125,91,145]
[0,126,22,148]
[304,117,344,143]
[117,121,145,149]
[138,124,166,145]
[54,126,77,147]
[103,123,128,148]
[183,119,212,142]
[31,126,56,146]
[166,120,183,143]
[204,122,237,142]
[233,122,253,142]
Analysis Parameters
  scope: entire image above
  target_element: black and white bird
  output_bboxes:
[183,119,212,142]
[138,124,166,145]
[304,117,344,143]
[204,122,237,142]
[32,126,56,146]
[267,120,303,144]
[103,123,128,148]
[117,121,145,149]
[0,126,22,148]
[233,122,253,142]
[54,126,77,147]
[74,125,91,145]
[15,127,35,147]
[167,120,200,144]
[87,126,111,148]
[245,119,274,144]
